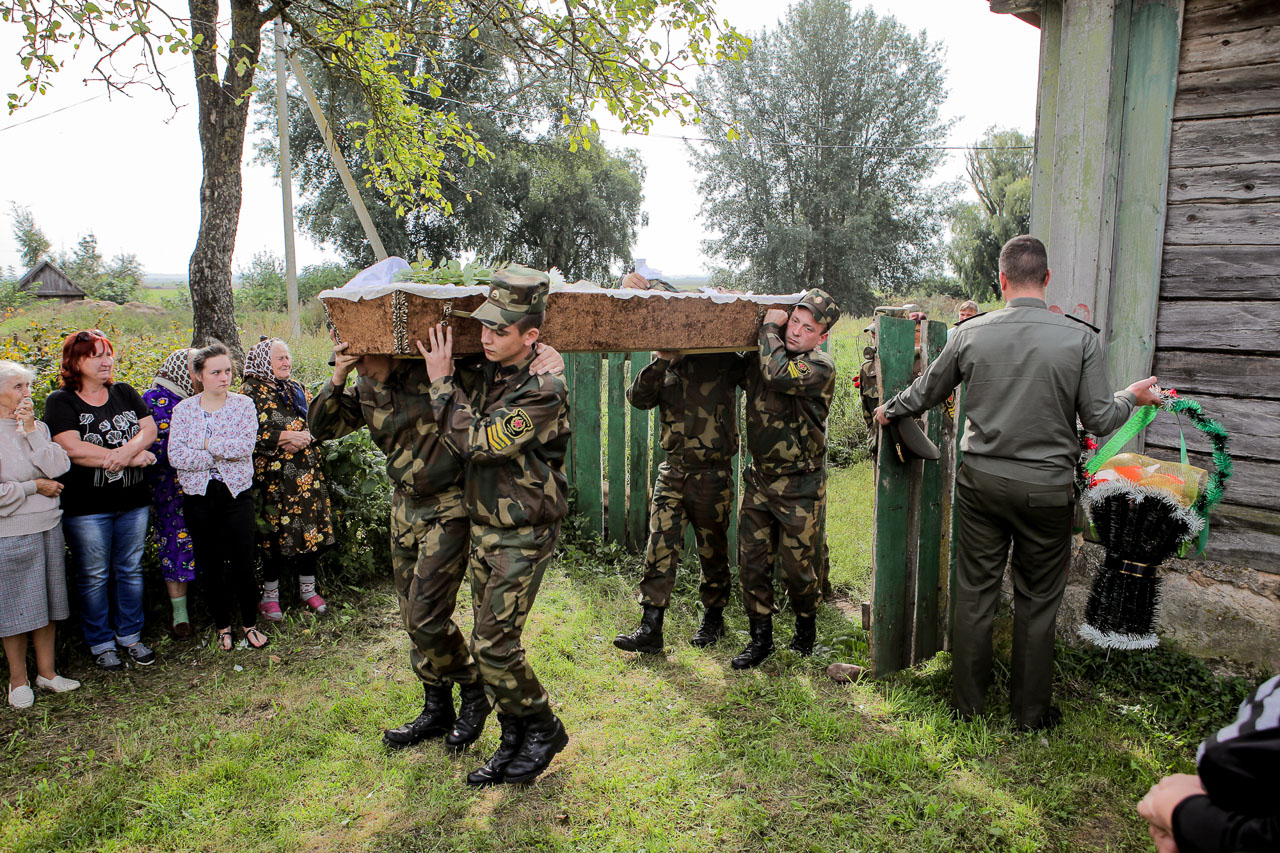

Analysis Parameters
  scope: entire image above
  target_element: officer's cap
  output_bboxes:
[458,265,550,330]
[887,416,940,462]
[792,288,841,330]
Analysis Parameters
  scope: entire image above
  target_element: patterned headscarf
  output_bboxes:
[153,348,196,399]
[245,336,308,417]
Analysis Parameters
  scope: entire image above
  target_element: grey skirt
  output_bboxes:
[0,527,69,636]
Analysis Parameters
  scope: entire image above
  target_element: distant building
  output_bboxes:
[16,260,86,302]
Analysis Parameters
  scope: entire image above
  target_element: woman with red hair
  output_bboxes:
[42,330,159,671]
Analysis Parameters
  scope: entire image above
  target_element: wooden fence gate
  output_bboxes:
[870,315,962,677]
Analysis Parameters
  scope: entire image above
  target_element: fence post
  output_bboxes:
[574,353,604,538]
[628,353,651,549]
[912,321,949,663]
[606,352,628,544]
[871,316,915,677]
[563,355,576,483]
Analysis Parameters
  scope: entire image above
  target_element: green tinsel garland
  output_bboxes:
[1161,392,1233,515]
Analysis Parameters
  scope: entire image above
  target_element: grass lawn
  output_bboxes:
[1,462,1254,852]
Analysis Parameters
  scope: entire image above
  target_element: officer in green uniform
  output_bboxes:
[422,266,572,786]
[876,235,1161,730]
[612,271,747,654]
[733,288,841,669]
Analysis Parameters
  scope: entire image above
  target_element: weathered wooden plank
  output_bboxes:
[1174,61,1280,120]
[1141,447,1280,511]
[1146,396,1280,461]
[1161,276,1279,299]
[1182,0,1280,40]
[1156,300,1280,351]
[574,354,604,538]
[913,321,949,664]
[1202,504,1280,573]
[1164,201,1280,245]
[1160,244,1280,297]
[1108,0,1184,393]
[1167,163,1280,204]
[1181,23,1280,73]
[1170,115,1280,168]
[606,352,628,545]
[871,315,916,677]
[1153,350,1280,400]
[627,353,651,550]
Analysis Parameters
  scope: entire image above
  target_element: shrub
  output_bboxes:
[318,429,391,586]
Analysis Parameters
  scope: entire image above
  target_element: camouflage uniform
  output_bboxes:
[430,275,571,720]
[308,362,480,689]
[739,293,838,620]
[628,351,746,609]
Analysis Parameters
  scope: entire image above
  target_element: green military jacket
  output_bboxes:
[429,348,571,529]
[627,352,746,470]
[307,361,464,501]
[742,321,837,475]
[883,296,1137,485]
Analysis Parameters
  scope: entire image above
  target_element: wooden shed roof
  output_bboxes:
[16,260,87,297]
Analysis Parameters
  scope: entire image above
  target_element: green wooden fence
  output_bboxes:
[870,316,959,677]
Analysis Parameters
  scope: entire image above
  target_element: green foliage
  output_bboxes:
[318,430,392,587]
[55,232,144,304]
[0,278,33,312]
[691,1,955,315]
[946,127,1033,300]
[9,203,50,268]
[235,254,358,313]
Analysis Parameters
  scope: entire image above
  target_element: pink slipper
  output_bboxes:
[303,594,327,615]
[257,600,284,622]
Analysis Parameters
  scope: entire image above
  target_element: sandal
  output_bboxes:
[217,627,234,652]
[243,626,269,650]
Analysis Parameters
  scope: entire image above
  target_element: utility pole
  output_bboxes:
[274,18,300,338]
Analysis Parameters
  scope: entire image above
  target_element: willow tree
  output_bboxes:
[6,0,746,357]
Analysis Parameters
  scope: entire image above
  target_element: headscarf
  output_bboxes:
[153,348,196,399]
[245,337,308,417]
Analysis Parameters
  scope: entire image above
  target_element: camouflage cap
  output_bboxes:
[793,288,841,330]
[460,265,550,329]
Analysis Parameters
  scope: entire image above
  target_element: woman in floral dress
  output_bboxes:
[242,337,334,620]
[143,349,200,637]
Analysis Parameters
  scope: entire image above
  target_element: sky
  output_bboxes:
[0,1,1042,280]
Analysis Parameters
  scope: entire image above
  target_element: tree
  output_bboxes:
[8,0,747,359]
[689,1,954,315]
[9,204,51,269]
[257,30,644,279]
[946,127,1033,300]
[58,234,144,303]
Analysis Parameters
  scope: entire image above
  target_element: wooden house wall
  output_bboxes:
[1148,0,1280,571]
[18,262,85,299]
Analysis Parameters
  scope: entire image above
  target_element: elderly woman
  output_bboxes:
[242,337,334,620]
[43,330,158,671]
[0,361,79,708]
[143,349,201,637]
[169,343,267,651]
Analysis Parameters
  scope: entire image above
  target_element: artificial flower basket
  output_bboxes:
[1077,392,1232,650]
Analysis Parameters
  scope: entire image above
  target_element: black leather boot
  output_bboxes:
[466,714,527,787]
[731,617,775,670]
[613,604,665,654]
[503,710,570,784]
[789,613,816,656]
[689,607,726,647]
[445,682,492,753]
[382,683,455,749]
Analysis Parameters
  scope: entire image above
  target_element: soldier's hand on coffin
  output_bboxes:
[621,272,650,290]
[418,324,454,382]
[529,344,565,375]
[332,342,360,385]
[873,404,891,426]
[763,308,790,327]
[1127,375,1161,407]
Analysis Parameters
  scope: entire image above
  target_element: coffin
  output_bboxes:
[319,282,801,355]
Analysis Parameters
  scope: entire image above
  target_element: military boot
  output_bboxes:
[445,682,492,753]
[503,710,570,784]
[466,714,527,787]
[789,613,816,656]
[613,604,665,654]
[731,617,775,670]
[689,607,726,648]
[383,683,455,749]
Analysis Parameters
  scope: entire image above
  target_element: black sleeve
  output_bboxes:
[117,383,151,419]
[1173,795,1280,853]
[41,390,80,437]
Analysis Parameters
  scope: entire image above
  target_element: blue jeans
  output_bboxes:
[63,506,150,654]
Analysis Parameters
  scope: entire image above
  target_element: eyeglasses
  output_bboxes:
[75,329,107,342]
